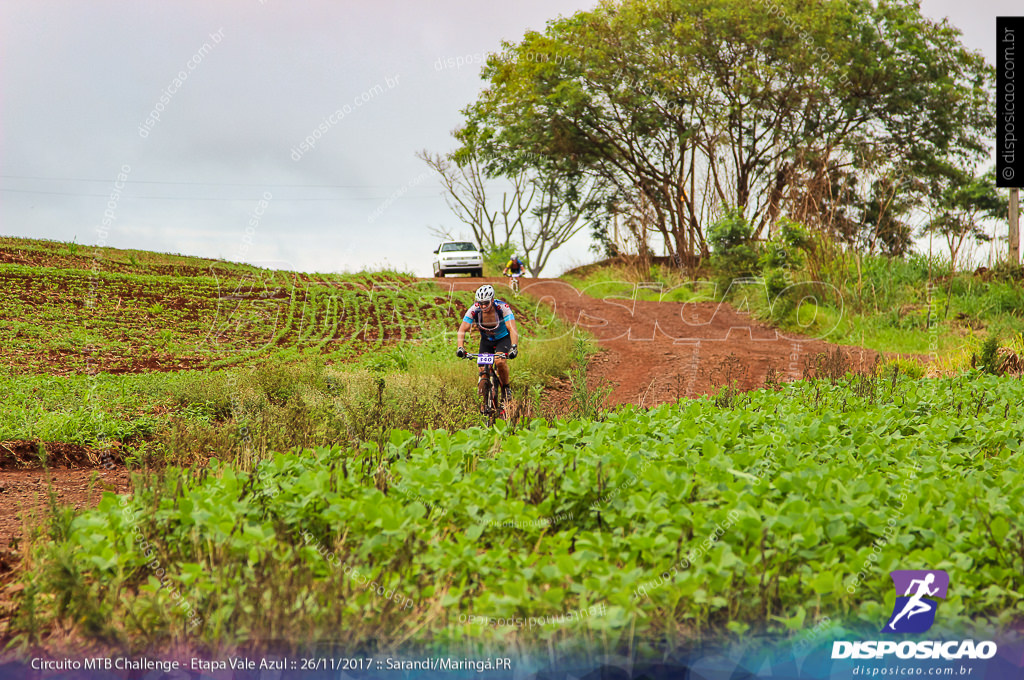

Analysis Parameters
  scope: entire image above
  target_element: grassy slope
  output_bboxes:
[0,236,578,465]
[562,255,1024,363]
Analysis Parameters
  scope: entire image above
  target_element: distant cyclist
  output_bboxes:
[456,285,518,405]
[502,254,526,278]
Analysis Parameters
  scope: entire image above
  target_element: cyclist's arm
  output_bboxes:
[495,303,517,345]
[506,318,518,345]
[456,320,473,349]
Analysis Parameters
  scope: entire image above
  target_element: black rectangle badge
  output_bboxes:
[997,17,1024,187]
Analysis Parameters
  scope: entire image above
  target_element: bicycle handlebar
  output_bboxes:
[464,352,508,359]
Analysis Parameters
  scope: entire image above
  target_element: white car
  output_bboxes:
[432,241,484,277]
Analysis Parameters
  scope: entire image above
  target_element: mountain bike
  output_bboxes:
[464,352,508,425]
[507,272,522,296]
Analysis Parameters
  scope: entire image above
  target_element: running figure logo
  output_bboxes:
[883,570,949,634]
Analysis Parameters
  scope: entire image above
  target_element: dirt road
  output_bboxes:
[437,277,878,406]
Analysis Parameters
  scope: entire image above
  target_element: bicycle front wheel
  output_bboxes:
[480,368,494,425]
[492,371,504,421]
[484,374,495,426]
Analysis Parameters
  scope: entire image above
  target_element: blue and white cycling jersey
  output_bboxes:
[462,300,515,340]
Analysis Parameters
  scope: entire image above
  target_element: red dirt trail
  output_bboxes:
[437,277,878,406]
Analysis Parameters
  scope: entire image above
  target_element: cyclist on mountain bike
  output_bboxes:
[502,255,526,278]
[456,284,518,405]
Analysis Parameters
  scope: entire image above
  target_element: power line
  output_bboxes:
[0,174,440,190]
[0,188,443,201]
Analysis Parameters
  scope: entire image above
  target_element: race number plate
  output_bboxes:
[477,354,494,366]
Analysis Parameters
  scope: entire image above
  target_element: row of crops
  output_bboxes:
[0,261,473,374]
[15,371,1023,655]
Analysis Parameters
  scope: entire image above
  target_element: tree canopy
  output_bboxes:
[457,0,995,264]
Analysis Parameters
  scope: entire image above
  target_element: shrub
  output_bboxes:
[974,334,1001,375]
[988,260,1024,282]
[708,209,759,289]
[482,243,523,276]
[759,218,809,271]
[985,284,1024,316]
[707,208,755,255]
[763,268,791,301]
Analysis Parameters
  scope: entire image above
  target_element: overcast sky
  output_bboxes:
[0,0,1019,276]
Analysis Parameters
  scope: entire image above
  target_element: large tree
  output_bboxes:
[458,0,994,265]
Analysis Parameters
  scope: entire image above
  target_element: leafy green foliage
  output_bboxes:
[566,338,611,419]
[16,374,1024,653]
[974,335,1001,375]
[761,269,792,308]
[707,210,759,284]
[759,219,809,271]
[707,210,755,256]
[459,0,994,261]
[482,243,519,276]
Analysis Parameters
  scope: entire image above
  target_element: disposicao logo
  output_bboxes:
[883,569,948,634]
[831,569,998,661]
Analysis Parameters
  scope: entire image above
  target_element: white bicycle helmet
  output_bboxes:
[474,284,495,303]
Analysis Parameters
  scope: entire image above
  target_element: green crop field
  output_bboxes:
[2,237,1023,666]
[0,236,480,375]
[11,372,1023,656]
[0,237,580,466]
